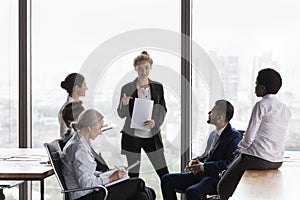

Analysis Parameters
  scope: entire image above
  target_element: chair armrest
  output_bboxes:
[62,185,108,200]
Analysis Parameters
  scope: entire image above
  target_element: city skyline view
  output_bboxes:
[1,0,299,199]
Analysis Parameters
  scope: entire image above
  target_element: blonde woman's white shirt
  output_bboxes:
[238,94,292,162]
[61,132,109,200]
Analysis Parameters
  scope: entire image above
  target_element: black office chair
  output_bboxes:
[44,140,108,200]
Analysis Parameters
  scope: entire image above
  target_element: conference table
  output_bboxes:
[230,151,300,200]
[0,148,54,200]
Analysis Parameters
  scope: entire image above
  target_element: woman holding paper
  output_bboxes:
[61,108,155,200]
[117,51,169,179]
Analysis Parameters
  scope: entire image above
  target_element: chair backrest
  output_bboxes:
[44,140,69,199]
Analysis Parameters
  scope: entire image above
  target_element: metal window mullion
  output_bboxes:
[19,0,31,149]
[19,0,32,199]
[181,0,191,172]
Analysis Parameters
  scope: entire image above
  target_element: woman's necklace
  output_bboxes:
[139,87,149,98]
[137,78,150,99]
[137,82,150,99]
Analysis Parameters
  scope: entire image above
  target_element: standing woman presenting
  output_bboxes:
[117,51,169,179]
[58,73,88,136]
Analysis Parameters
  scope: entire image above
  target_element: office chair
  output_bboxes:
[44,140,108,200]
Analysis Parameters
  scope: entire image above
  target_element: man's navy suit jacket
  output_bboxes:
[194,123,242,177]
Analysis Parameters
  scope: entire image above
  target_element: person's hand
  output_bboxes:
[187,160,199,167]
[235,149,241,155]
[122,93,133,106]
[109,169,126,182]
[144,119,155,129]
[186,160,203,174]
[184,160,197,173]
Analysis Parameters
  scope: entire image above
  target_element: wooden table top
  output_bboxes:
[231,151,300,200]
[0,148,54,180]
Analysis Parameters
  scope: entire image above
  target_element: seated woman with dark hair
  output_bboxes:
[61,101,85,144]
[61,108,156,200]
[58,73,88,137]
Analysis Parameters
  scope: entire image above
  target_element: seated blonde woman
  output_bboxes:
[61,101,109,172]
[61,108,155,200]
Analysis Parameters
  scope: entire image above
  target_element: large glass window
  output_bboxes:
[0,1,19,199]
[32,1,181,198]
[191,0,299,156]
[0,0,18,148]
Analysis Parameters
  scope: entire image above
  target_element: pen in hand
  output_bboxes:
[114,165,127,172]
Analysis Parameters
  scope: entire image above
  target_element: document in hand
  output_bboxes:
[130,98,154,131]
[101,170,130,187]
[101,160,140,187]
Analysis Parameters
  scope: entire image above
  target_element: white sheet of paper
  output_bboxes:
[100,169,130,187]
[130,98,154,131]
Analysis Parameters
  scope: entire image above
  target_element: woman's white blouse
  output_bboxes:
[134,86,152,138]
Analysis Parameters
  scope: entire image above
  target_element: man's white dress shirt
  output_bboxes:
[238,94,291,162]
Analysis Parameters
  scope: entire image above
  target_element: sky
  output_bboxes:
[1,0,300,99]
